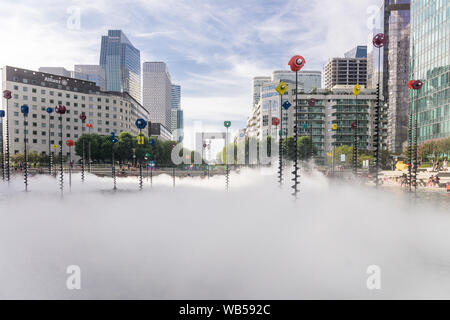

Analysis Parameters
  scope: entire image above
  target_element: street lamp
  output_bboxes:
[288,55,306,199]
[20,104,29,191]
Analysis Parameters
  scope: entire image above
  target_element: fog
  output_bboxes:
[0,168,449,299]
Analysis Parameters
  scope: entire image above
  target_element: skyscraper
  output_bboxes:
[100,30,141,103]
[368,0,411,154]
[252,76,271,107]
[142,62,172,130]
[410,0,450,144]
[344,46,368,59]
[170,84,184,142]
[74,65,106,91]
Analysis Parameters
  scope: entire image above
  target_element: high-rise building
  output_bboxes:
[100,30,141,103]
[38,67,73,78]
[142,62,172,131]
[171,84,181,109]
[324,56,368,89]
[368,0,411,154]
[344,46,368,59]
[74,65,106,91]
[410,0,450,144]
[272,70,321,92]
[252,76,271,107]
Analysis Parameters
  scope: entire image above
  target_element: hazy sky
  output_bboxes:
[0,0,381,149]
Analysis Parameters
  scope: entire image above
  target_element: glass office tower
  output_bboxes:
[410,0,450,144]
[100,30,141,103]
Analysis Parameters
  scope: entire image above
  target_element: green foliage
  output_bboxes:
[74,132,194,166]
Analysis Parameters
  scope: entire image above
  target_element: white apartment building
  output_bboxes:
[1,66,149,157]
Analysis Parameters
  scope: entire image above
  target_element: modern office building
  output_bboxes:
[148,122,172,141]
[171,108,184,143]
[368,0,411,154]
[252,76,271,107]
[142,62,172,131]
[246,83,380,162]
[345,46,368,59]
[171,84,181,109]
[272,70,322,92]
[410,0,450,144]
[74,65,106,91]
[324,56,368,89]
[100,30,141,103]
[1,66,149,157]
[38,67,73,78]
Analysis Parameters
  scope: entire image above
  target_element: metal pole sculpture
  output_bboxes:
[352,84,361,175]
[66,140,74,191]
[79,113,87,182]
[3,90,12,182]
[288,55,306,198]
[55,105,67,194]
[145,152,150,182]
[86,123,93,173]
[224,121,231,191]
[408,80,423,194]
[272,116,281,182]
[372,33,386,187]
[171,143,176,187]
[110,132,118,190]
[149,138,155,187]
[135,118,147,191]
[282,101,292,173]
[20,105,29,191]
[275,81,288,186]
[332,124,338,172]
[46,107,54,175]
[0,110,5,181]
[308,98,316,161]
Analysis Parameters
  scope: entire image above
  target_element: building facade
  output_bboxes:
[142,62,172,131]
[368,0,411,154]
[246,83,380,163]
[100,30,141,103]
[410,0,450,144]
[1,66,149,157]
[74,65,106,91]
[272,70,322,92]
[252,76,271,108]
[345,46,368,59]
[324,57,368,89]
[148,122,172,141]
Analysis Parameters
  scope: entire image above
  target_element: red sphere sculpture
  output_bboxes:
[412,80,423,90]
[288,55,306,72]
[55,105,66,114]
[2,90,12,100]
[272,117,280,126]
[373,33,386,48]
[66,140,74,147]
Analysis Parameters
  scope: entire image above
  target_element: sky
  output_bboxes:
[0,0,381,150]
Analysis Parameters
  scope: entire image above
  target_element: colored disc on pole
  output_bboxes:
[352,84,361,96]
[282,101,291,110]
[332,124,338,131]
[135,118,147,129]
[52,144,59,149]
[288,55,306,72]
[0,110,5,117]
[66,140,74,147]
[308,98,316,106]
[275,81,288,95]
[224,121,231,128]
[272,117,280,126]
[302,123,308,129]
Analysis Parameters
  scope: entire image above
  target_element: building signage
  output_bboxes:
[44,77,68,86]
